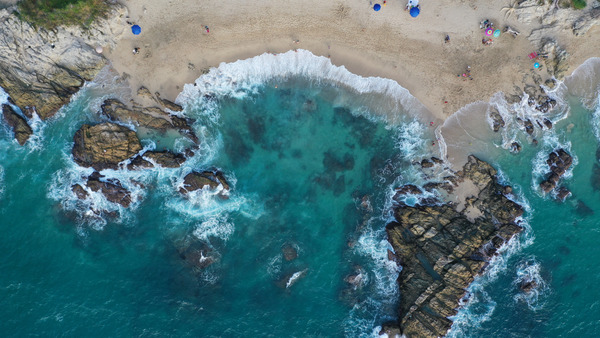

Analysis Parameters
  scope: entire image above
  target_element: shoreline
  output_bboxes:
[106,0,600,122]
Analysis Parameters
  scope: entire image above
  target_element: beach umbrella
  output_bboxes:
[410,6,420,17]
[131,24,141,35]
[493,29,501,38]
[485,28,493,36]
[95,46,103,54]
[374,4,381,11]
[534,62,540,69]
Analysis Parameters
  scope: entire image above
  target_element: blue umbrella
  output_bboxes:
[410,7,420,17]
[373,4,381,11]
[131,24,141,35]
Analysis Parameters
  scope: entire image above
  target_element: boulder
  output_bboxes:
[176,239,217,270]
[511,142,522,153]
[0,5,127,120]
[2,104,32,145]
[489,109,505,132]
[420,159,434,168]
[519,279,538,293]
[155,91,183,112]
[179,170,230,197]
[386,156,523,338]
[72,122,142,170]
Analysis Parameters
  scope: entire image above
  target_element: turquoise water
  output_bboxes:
[2,52,600,337]
[0,71,432,336]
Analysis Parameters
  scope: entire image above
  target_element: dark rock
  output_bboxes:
[72,123,142,171]
[86,174,132,207]
[179,170,230,198]
[71,184,89,199]
[2,104,32,145]
[532,139,538,146]
[143,150,186,168]
[503,186,513,195]
[395,184,423,196]
[489,109,505,132]
[556,186,571,201]
[101,99,196,141]
[524,119,534,135]
[511,142,521,153]
[386,155,523,338]
[543,118,553,129]
[282,243,298,261]
[155,91,183,112]
[545,78,557,89]
[539,149,573,196]
[126,155,153,170]
[420,159,434,168]
[430,157,444,165]
[520,279,538,293]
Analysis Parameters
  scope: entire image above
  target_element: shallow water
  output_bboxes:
[2,52,600,337]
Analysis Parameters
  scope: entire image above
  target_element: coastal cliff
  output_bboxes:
[0,4,127,120]
[384,156,524,337]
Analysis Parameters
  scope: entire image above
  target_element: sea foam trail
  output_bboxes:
[176,49,433,125]
[564,57,600,109]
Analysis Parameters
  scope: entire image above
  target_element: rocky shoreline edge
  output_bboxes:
[381,155,524,337]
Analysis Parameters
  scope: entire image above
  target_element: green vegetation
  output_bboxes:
[572,0,587,9]
[17,0,111,29]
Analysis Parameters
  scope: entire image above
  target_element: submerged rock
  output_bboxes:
[72,122,142,170]
[2,104,32,145]
[176,238,217,270]
[179,170,230,198]
[281,243,298,261]
[385,155,523,337]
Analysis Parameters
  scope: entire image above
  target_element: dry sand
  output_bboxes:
[106,0,600,121]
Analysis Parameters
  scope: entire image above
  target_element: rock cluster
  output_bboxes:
[489,108,505,132]
[2,104,32,145]
[0,5,127,120]
[100,99,196,141]
[539,148,573,200]
[71,172,132,208]
[383,156,523,337]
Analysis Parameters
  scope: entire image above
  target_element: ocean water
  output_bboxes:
[1,51,600,337]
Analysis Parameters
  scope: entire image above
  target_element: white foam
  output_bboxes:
[192,215,234,242]
[564,57,600,109]
[176,50,430,124]
[0,86,8,104]
[512,257,549,311]
[285,269,308,288]
[447,171,534,336]
[530,133,577,196]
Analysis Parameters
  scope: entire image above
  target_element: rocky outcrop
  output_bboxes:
[179,170,230,198]
[127,150,187,170]
[0,5,127,120]
[71,171,132,208]
[2,104,32,145]
[383,156,523,338]
[489,108,505,132]
[100,99,197,141]
[72,122,142,170]
[539,148,573,197]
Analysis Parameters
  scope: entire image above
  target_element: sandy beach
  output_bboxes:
[106,0,600,121]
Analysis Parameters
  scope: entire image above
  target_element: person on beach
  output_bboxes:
[445,35,450,43]
[204,25,210,33]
